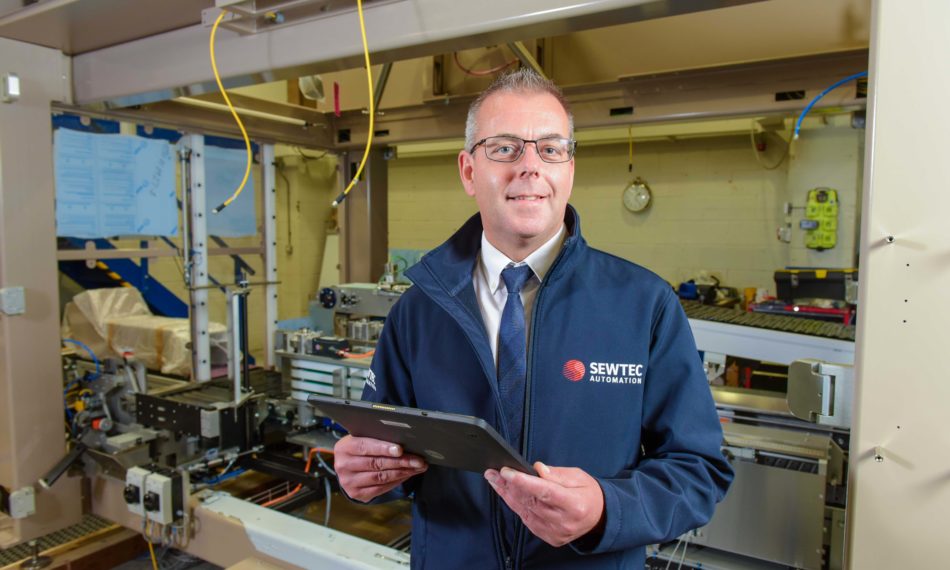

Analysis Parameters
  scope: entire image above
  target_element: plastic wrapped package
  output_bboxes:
[61,288,228,377]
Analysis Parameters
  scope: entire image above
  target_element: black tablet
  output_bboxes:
[308,395,535,475]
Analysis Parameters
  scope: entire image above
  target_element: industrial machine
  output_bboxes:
[47,297,412,568]
[644,301,855,570]
[275,280,405,428]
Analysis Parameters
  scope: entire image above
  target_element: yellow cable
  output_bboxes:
[332,0,375,207]
[209,10,253,214]
[147,539,159,570]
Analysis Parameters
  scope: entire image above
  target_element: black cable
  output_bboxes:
[294,147,329,161]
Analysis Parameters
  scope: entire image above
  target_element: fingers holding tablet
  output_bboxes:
[334,434,428,502]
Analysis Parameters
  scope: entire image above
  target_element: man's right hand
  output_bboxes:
[333,435,428,502]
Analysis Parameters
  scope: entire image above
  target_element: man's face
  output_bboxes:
[458,91,574,259]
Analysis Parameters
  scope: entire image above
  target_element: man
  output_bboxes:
[334,69,733,569]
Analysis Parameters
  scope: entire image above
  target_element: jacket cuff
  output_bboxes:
[570,478,621,555]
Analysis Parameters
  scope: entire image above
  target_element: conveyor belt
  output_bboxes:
[0,514,115,565]
[681,300,856,341]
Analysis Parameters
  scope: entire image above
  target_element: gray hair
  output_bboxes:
[464,68,574,152]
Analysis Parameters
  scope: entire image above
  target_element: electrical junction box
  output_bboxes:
[803,188,838,250]
[9,486,35,519]
[125,466,149,516]
[144,469,183,524]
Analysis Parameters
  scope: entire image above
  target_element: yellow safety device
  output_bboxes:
[804,187,838,250]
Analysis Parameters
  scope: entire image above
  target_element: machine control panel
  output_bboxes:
[125,465,184,524]
[144,468,183,524]
[124,466,150,516]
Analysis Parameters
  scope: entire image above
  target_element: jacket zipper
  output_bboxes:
[419,234,575,569]
[511,242,570,567]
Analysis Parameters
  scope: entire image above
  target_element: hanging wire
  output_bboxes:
[208,11,253,214]
[332,0,375,207]
[793,71,868,139]
[453,50,518,76]
[749,121,792,170]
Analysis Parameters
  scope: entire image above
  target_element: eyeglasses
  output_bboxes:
[469,136,577,163]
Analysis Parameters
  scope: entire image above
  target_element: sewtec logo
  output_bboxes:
[562,359,645,385]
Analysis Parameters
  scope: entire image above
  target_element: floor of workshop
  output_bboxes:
[111,550,221,570]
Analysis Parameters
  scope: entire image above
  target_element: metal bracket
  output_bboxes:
[787,359,853,429]
[8,486,36,519]
[0,286,25,315]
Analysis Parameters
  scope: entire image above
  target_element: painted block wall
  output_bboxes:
[389,125,863,293]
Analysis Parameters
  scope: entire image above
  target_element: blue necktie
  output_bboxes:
[498,264,534,448]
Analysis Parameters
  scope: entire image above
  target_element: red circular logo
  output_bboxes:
[562,360,586,382]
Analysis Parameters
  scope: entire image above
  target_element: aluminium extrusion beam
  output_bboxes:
[71,0,760,107]
[262,144,278,369]
[688,319,855,367]
[186,135,213,382]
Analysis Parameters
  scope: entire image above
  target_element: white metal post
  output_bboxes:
[847,0,950,566]
[187,134,212,382]
[263,144,278,369]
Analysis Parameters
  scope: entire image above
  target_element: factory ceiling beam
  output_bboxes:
[51,100,334,150]
[331,49,869,150]
[70,0,761,107]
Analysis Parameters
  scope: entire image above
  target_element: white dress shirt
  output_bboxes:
[473,225,567,366]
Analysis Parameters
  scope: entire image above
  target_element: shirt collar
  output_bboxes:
[480,224,567,294]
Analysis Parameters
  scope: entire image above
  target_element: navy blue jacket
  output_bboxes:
[362,207,733,569]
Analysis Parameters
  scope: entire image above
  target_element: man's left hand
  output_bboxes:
[484,462,605,547]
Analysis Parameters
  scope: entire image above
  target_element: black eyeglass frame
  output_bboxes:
[468,135,578,163]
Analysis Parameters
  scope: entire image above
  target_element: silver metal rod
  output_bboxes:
[191,280,281,291]
[506,41,546,78]
[229,289,242,405]
[54,245,259,261]
[57,246,178,261]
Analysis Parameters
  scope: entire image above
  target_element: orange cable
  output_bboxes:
[261,448,333,507]
[453,51,517,76]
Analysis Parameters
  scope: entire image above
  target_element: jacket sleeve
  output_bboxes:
[572,288,734,554]
[345,297,421,503]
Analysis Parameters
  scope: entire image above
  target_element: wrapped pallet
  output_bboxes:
[61,288,228,377]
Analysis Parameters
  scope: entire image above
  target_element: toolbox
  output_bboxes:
[774,269,858,304]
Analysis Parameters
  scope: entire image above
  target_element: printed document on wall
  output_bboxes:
[54,129,178,238]
[204,144,257,237]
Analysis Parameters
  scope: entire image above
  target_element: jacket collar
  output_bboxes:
[407,204,585,296]
[404,205,585,441]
